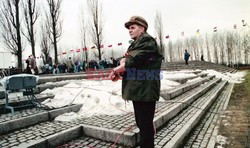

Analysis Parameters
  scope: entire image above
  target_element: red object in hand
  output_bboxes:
[124,52,130,57]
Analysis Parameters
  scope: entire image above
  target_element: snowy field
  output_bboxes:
[39,69,246,121]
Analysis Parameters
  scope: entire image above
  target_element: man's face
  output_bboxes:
[128,24,144,40]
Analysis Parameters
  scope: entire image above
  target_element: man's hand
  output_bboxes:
[109,70,120,82]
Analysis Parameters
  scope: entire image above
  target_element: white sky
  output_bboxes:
[1,0,250,59]
[60,0,250,49]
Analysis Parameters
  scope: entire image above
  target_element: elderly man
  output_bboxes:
[109,16,163,148]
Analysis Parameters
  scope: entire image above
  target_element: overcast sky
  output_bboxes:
[60,0,250,49]
[1,0,250,57]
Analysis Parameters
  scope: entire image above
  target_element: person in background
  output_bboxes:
[184,49,190,65]
[30,55,37,74]
[110,57,117,68]
[109,16,163,148]
[25,56,32,74]
[66,57,73,73]
[201,54,204,61]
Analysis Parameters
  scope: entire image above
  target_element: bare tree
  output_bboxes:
[87,0,104,61]
[168,41,173,62]
[0,0,23,69]
[190,37,199,60]
[79,8,89,63]
[211,34,219,63]
[175,39,183,61]
[198,36,204,61]
[234,31,241,66]
[242,32,250,64]
[218,32,226,64]
[22,0,39,57]
[226,31,234,66]
[205,34,211,62]
[46,0,63,64]
[154,11,165,57]
[40,22,51,65]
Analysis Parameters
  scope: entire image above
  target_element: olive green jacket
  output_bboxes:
[122,33,163,101]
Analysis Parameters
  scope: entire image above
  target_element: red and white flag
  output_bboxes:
[83,47,87,51]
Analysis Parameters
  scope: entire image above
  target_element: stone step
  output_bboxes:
[182,83,234,148]
[166,73,208,84]
[161,69,202,75]
[156,80,227,148]
[55,79,226,148]
[38,71,110,84]
[0,78,223,147]
[0,104,82,134]
[154,78,222,130]
[0,120,80,148]
[161,75,215,100]
[56,78,223,147]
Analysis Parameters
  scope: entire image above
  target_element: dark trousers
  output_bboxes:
[133,101,156,148]
[185,59,189,65]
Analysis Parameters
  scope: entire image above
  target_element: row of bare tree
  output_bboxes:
[0,0,62,69]
[153,12,250,66]
[0,0,249,69]
[0,0,103,69]
[162,29,250,66]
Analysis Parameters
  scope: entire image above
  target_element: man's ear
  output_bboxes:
[139,26,145,32]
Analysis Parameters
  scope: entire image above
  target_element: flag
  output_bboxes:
[108,44,112,48]
[62,52,67,54]
[91,46,95,49]
[181,32,184,36]
[83,47,87,51]
[100,45,104,48]
[234,24,237,29]
[76,48,81,52]
[118,43,122,46]
[165,35,170,39]
[213,27,217,32]
[196,29,200,36]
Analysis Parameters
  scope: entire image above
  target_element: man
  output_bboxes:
[109,16,163,147]
[66,57,73,73]
[30,55,37,74]
[184,49,190,65]
[26,56,32,74]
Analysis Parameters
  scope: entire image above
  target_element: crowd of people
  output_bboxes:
[24,56,120,75]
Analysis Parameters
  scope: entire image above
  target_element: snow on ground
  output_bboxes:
[40,69,246,121]
[186,77,203,83]
[204,69,246,83]
[162,70,197,79]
